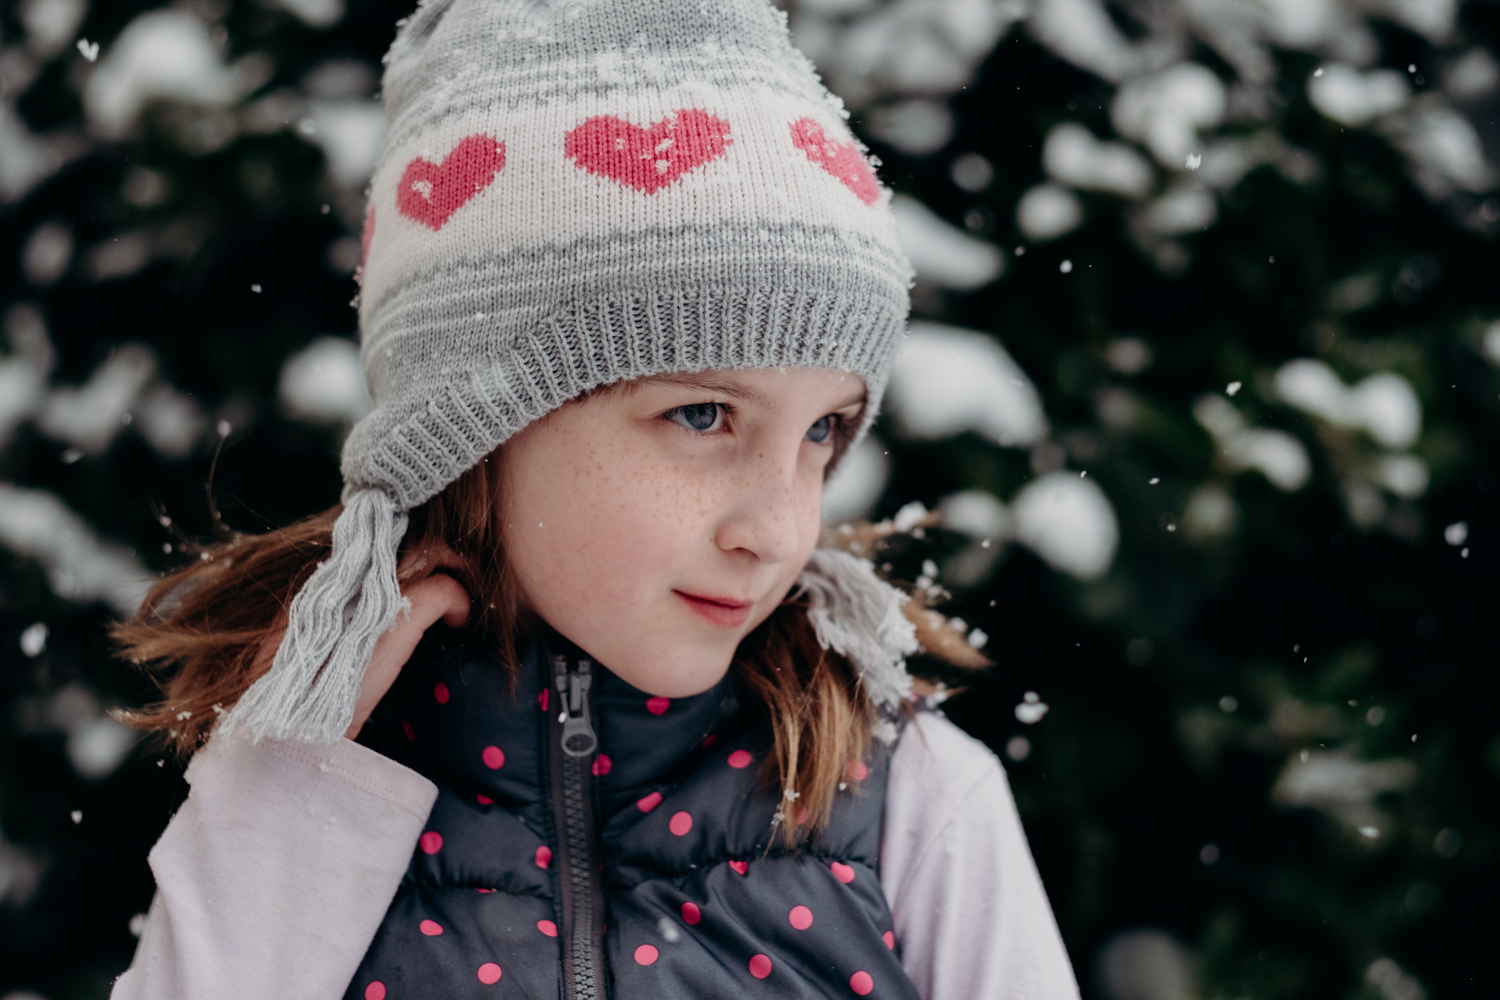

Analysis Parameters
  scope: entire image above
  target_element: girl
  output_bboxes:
[110,0,1079,997]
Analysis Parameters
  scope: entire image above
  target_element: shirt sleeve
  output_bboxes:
[111,731,438,1000]
[880,712,1081,1000]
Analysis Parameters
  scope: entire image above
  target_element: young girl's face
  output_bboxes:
[500,367,866,697]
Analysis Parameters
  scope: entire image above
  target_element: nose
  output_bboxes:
[713,443,809,565]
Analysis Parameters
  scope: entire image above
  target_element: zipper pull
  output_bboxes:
[553,654,598,757]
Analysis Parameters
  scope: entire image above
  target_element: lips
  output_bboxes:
[674,591,753,627]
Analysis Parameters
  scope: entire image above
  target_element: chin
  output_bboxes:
[610,639,739,698]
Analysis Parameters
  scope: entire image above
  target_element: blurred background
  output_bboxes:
[0,0,1496,996]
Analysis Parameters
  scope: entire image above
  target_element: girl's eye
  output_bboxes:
[805,414,835,444]
[667,403,724,433]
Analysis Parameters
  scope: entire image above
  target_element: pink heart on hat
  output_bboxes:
[396,135,507,231]
[566,109,732,194]
[789,118,880,206]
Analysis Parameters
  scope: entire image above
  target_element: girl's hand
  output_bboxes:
[344,573,471,739]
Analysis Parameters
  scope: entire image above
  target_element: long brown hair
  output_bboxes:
[115,449,981,843]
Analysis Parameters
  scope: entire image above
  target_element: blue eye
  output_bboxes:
[667,403,723,432]
[805,414,835,443]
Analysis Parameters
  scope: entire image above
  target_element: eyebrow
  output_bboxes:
[627,371,867,413]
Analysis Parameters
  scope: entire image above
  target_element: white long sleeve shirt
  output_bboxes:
[112,711,1079,1000]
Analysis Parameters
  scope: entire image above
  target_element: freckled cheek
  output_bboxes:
[796,470,826,528]
[560,460,710,575]
[630,481,717,545]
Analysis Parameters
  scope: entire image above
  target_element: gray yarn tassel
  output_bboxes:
[220,488,410,743]
[795,548,917,713]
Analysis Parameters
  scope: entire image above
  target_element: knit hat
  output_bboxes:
[223,0,914,744]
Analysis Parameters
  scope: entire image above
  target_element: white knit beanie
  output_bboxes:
[223,0,915,744]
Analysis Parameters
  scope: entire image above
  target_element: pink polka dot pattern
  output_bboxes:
[482,745,505,769]
[635,944,660,965]
[729,859,748,875]
[681,901,701,925]
[883,930,895,950]
[701,734,718,749]
[592,754,612,776]
[538,689,549,712]
[401,720,415,742]
[727,749,753,769]
[748,953,773,979]
[419,918,444,936]
[476,793,494,805]
[850,970,874,995]
[830,861,854,883]
[668,811,693,836]
[419,831,443,854]
[637,791,663,813]
[846,759,868,781]
[535,845,551,869]
[364,982,386,1000]
[538,919,558,937]
[477,888,495,893]
[788,905,813,930]
[646,696,670,715]
[434,681,450,704]
[477,962,502,984]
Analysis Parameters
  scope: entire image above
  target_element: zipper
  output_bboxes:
[548,650,606,1000]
